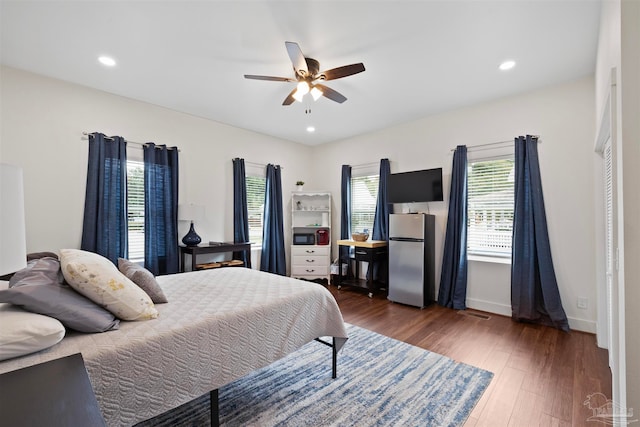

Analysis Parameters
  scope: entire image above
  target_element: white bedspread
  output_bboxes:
[0,268,348,426]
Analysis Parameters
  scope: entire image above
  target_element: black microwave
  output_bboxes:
[293,233,315,245]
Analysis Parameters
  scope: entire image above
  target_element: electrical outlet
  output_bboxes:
[577,297,588,309]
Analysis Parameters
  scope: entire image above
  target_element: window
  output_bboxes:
[126,160,145,261]
[246,175,266,245]
[351,174,379,234]
[467,158,514,257]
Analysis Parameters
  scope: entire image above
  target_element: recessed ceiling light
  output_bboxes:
[306,126,315,133]
[499,60,516,71]
[98,56,116,67]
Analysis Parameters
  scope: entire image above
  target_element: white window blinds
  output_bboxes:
[351,174,379,234]
[126,161,145,261]
[467,158,514,257]
[246,175,266,245]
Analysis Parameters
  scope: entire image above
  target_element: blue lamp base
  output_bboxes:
[181,222,201,246]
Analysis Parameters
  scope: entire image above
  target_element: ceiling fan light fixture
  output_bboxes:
[293,81,310,102]
[310,86,323,101]
[292,90,304,103]
[245,41,365,106]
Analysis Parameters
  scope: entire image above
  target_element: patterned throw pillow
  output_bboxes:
[117,258,168,304]
[59,249,158,321]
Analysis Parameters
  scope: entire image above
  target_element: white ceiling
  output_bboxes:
[0,1,602,146]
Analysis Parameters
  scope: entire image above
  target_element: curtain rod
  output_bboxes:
[82,132,180,151]
[450,136,541,152]
[238,159,284,170]
[244,160,266,168]
[351,161,379,169]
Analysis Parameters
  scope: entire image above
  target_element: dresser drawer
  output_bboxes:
[291,245,330,257]
[291,265,330,276]
[292,255,329,267]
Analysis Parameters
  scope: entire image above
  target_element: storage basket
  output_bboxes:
[351,233,369,242]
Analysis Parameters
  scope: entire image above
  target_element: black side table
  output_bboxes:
[0,353,106,427]
[179,242,252,272]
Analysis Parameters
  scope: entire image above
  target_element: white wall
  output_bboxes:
[594,0,640,413]
[620,0,640,414]
[0,66,600,334]
[594,0,623,409]
[0,66,313,271]
[312,76,597,332]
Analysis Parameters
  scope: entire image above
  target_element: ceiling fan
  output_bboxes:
[244,41,365,106]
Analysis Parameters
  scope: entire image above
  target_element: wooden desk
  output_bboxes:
[179,242,251,272]
[0,353,106,427]
[337,240,388,298]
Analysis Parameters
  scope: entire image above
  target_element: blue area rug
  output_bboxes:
[138,324,493,426]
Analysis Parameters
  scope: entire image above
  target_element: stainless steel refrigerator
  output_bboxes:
[388,213,436,308]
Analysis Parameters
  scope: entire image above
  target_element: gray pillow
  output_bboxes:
[1,258,120,333]
[118,258,168,304]
[9,256,63,287]
[26,251,59,261]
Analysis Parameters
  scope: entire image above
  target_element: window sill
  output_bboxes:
[468,254,511,265]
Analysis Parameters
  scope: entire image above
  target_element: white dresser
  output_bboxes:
[290,245,331,281]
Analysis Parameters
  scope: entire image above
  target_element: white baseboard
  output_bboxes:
[466,298,597,333]
[566,317,597,334]
[466,298,511,317]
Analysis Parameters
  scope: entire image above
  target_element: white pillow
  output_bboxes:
[0,303,66,361]
[59,249,158,321]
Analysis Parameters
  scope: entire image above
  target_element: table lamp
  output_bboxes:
[178,204,204,246]
[0,164,27,275]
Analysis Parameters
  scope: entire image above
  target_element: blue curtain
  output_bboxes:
[143,143,179,276]
[260,164,286,275]
[232,158,251,268]
[340,165,352,276]
[372,158,391,241]
[371,158,391,282]
[81,133,127,264]
[438,145,468,309]
[511,135,569,331]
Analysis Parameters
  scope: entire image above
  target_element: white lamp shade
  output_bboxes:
[293,81,310,102]
[310,86,323,101]
[0,164,27,275]
[178,204,204,222]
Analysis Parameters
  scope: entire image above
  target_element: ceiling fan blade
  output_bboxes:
[319,63,365,81]
[285,41,308,77]
[314,84,347,104]
[244,74,295,82]
[282,88,297,106]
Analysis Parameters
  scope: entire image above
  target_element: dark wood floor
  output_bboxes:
[327,285,612,427]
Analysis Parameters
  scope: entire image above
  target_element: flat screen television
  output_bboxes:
[387,168,444,203]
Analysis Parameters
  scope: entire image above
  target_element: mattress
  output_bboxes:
[0,268,348,426]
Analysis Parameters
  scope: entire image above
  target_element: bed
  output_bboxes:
[0,267,348,426]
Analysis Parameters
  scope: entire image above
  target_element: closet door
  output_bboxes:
[603,138,615,367]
